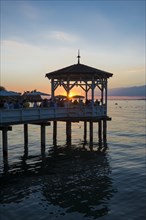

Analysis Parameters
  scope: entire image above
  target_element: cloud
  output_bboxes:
[1,39,145,91]
[1,40,49,77]
[20,1,39,19]
[1,40,51,91]
[1,40,79,75]
[48,31,79,43]
[0,39,80,92]
[127,68,145,74]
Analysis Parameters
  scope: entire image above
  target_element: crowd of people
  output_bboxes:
[0,99,30,109]
[0,98,101,109]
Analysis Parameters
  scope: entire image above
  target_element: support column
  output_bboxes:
[105,79,108,115]
[24,124,28,146]
[101,79,104,105]
[66,121,71,146]
[24,124,28,157]
[51,78,55,100]
[41,124,46,147]
[84,121,87,143]
[53,121,57,145]
[89,122,93,147]
[2,129,8,157]
[103,120,107,145]
[98,120,102,145]
[85,81,88,102]
[3,156,9,174]
[41,125,46,161]
[1,126,12,158]
[91,76,95,115]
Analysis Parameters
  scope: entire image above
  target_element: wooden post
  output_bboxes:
[41,124,46,161]
[105,79,108,115]
[101,79,104,105]
[3,156,9,174]
[66,121,71,146]
[24,124,28,146]
[51,78,55,100]
[89,121,93,147]
[2,129,8,157]
[41,124,46,147]
[1,126,12,158]
[53,121,57,145]
[24,124,28,157]
[98,120,102,145]
[103,120,107,144]
[85,81,88,102]
[84,121,87,143]
[91,76,95,115]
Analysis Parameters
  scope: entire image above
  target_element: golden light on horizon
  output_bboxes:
[56,91,77,98]
[55,87,84,98]
[68,91,76,98]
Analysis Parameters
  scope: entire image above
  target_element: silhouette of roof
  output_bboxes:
[46,63,113,80]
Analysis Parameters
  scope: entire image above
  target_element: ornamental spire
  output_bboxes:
[77,49,80,64]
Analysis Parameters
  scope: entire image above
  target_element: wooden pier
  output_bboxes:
[0,53,113,158]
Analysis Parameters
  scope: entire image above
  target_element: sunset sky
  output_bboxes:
[0,0,145,95]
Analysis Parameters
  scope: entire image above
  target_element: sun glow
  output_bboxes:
[56,87,84,98]
[69,92,76,98]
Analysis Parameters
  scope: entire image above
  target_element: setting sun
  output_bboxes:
[69,92,75,98]
[56,87,84,99]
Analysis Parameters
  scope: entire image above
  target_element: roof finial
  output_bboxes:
[77,49,80,64]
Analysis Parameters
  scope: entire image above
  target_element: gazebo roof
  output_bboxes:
[45,63,113,80]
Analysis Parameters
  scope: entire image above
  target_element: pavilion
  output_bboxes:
[46,53,112,107]
[46,52,113,145]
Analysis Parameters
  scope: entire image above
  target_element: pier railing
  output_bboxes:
[0,105,106,125]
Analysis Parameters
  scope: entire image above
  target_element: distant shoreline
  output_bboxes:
[108,96,146,100]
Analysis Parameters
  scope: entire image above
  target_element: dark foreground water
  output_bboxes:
[0,100,145,220]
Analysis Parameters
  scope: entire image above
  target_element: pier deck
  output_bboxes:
[0,105,111,157]
[0,105,110,126]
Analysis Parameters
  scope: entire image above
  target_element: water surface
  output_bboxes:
[0,100,145,219]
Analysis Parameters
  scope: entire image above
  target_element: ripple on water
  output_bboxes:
[0,100,145,220]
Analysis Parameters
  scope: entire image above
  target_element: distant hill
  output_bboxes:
[108,85,146,96]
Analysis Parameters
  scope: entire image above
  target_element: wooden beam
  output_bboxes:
[31,122,51,126]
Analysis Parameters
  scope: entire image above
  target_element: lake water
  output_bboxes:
[0,100,145,220]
